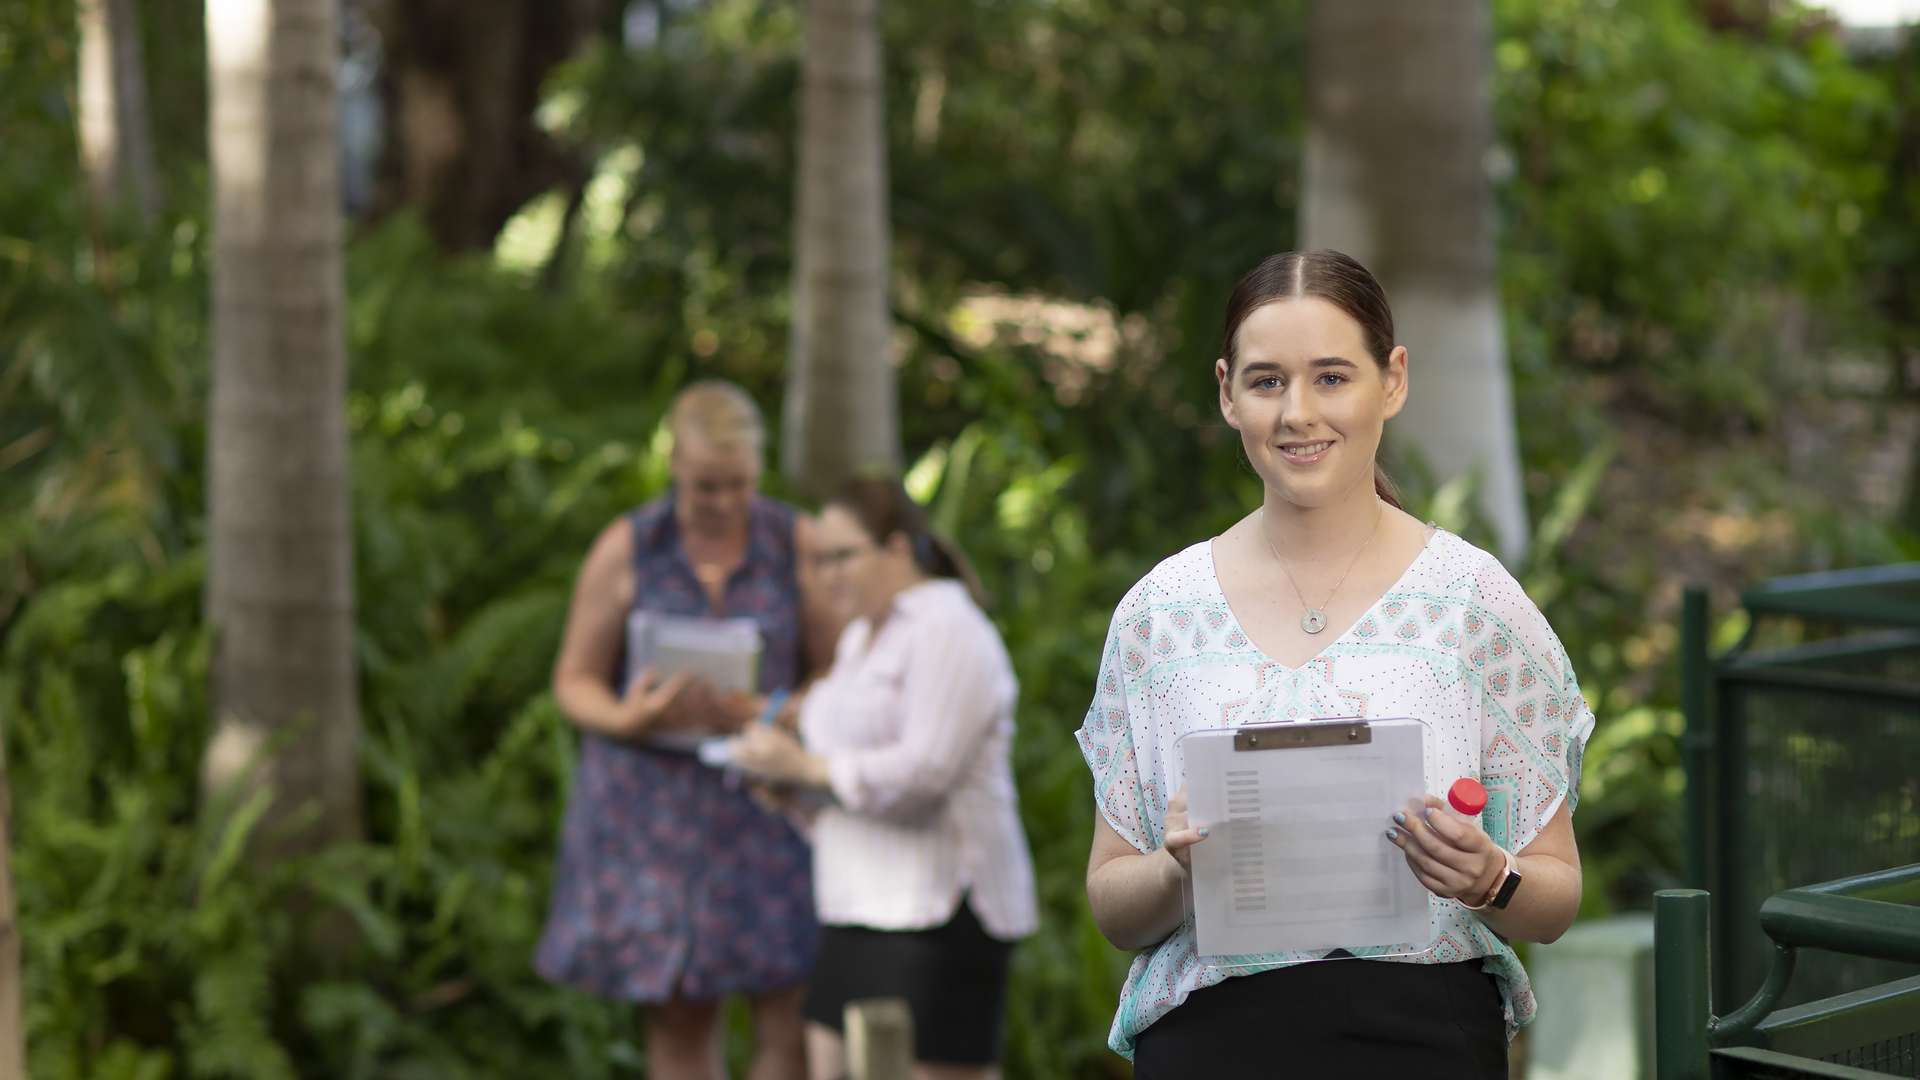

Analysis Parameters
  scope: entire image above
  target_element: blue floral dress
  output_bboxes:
[536,495,817,1002]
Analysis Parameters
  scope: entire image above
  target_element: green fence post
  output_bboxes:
[1656,888,1714,1080]
[1680,586,1711,891]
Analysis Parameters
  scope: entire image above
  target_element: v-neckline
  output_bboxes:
[1205,526,1444,672]
[666,499,757,616]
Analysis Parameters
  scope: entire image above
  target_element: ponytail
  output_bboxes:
[914,531,990,611]
[1374,463,1403,510]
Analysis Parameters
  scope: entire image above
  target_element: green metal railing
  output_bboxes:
[1656,865,1920,1079]
[1682,569,1920,1009]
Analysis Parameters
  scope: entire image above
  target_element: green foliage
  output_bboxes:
[1497,0,1894,431]
[4,357,665,1077]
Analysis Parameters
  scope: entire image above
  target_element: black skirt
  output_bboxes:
[802,900,1014,1066]
[1131,958,1508,1079]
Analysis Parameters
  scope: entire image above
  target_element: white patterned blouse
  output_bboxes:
[1075,529,1594,1059]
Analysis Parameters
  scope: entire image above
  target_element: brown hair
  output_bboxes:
[827,476,990,609]
[1219,249,1403,510]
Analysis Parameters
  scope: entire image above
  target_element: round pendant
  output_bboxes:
[1301,608,1328,635]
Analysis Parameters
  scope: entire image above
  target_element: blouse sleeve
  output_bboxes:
[1465,553,1597,854]
[823,603,1012,821]
[1075,578,1161,855]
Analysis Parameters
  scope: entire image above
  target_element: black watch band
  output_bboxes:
[1488,865,1523,910]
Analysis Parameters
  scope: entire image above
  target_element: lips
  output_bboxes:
[1278,440,1332,463]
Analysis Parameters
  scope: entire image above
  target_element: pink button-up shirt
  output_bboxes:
[799,579,1039,940]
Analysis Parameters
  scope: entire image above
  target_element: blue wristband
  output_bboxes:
[757,688,789,727]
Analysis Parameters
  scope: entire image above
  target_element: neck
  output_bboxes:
[676,510,746,551]
[1260,476,1383,563]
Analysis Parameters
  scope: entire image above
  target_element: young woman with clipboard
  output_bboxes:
[1077,250,1591,1077]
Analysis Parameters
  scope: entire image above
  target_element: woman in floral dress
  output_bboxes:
[537,381,815,1080]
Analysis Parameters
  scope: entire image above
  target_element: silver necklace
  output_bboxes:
[1262,503,1384,635]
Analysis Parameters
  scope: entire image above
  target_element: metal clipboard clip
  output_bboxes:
[1232,718,1371,752]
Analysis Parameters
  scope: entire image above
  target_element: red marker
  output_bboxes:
[1448,777,1488,816]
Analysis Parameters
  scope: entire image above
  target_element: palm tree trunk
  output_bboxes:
[77,0,161,224]
[783,0,900,500]
[203,0,360,855]
[1302,0,1530,563]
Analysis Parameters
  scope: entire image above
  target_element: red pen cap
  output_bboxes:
[1448,777,1488,816]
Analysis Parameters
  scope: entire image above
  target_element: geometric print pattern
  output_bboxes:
[1075,530,1595,1059]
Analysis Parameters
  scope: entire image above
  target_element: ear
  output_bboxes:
[1216,357,1240,430]
[883,531,915,560]
[1381,345,1409,421]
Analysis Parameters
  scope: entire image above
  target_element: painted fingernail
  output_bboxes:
[1392,811,1406,826]
[1384,828,1399,842]
[1197,827,1210,839]
[1423,809,1436,823]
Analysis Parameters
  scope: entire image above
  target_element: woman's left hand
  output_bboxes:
[728,723,815,785]
[1386,795,1503,905]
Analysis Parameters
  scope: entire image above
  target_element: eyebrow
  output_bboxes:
[1239,356,1360,376]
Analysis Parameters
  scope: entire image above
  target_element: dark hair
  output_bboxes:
[827,475,990,609]
[1219,249,1404,510]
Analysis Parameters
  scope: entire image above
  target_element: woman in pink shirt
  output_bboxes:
[729,476,1039,1080]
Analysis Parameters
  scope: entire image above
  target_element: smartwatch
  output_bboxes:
[1463,847,1522,911]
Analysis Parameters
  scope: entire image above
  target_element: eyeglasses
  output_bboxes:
[810,543,876,571]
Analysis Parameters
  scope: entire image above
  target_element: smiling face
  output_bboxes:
[1216,296,1408,510]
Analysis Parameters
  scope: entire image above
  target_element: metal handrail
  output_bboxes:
[1741,563,1920,628]
[1800,864,1920,906]
[1656,866,1920,1079]
[1761,892,1920,966]
[1719,866,1920,1040]
[1709,1046,1905,1079]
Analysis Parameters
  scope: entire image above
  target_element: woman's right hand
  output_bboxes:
[1162,786,1209,875]
[710,690,763,734]
[611,669,693,739]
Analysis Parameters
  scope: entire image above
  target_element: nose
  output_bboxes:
[1280,380,1320,431]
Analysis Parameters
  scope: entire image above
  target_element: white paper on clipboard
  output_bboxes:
[625,611,762,695]
[1180,717,1432,962]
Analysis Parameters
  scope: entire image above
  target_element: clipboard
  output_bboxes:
[623,611,763,754]
[625,611,762,695]
[1178,716,1435,965]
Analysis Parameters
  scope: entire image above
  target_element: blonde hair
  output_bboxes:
[668,380,765,455]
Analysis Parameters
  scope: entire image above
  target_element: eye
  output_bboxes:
[1316,372,1349,386]
[1252,375,1283,391]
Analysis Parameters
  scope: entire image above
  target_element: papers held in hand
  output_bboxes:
[625,611,763,695]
